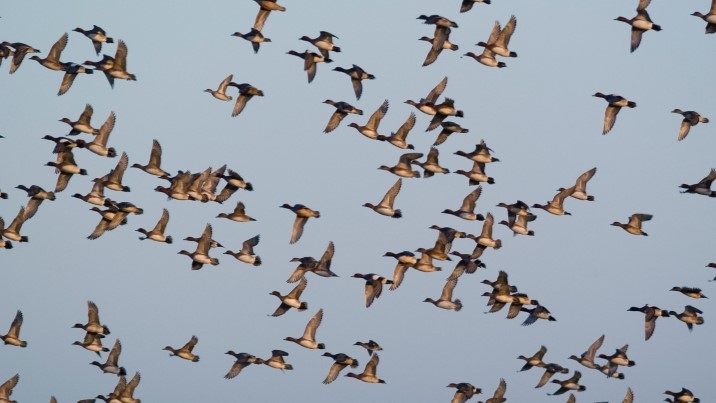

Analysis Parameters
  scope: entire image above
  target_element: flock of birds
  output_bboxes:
[1,0,715,402]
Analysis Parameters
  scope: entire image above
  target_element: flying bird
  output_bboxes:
[671,109,709,141]
[593,92,636,134]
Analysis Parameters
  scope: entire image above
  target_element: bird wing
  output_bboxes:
[378,179,402,208]
[302,308,323,340]
[48,32,69,61]
[366,99,389,129]
[425,76,448,103]
[107,339,122,365]
[196,224,214,254]
[460,186,482,212]
[151,208,170,233]
[603,104,621,134]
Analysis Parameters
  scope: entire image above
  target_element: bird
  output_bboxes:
[163,335,200,362]
[454,140,500,163]
[476,15,518,57]
[348,99,389,140]
[442,186,484,221]
[354,340,382,356]
[593,92,636,134]
[136,208,172,243]
[611,213,652,236]
[664,387,700,403]
[549,371,585,395]
[229,82,264,117]
[95,152,130,191]
[468,212,502,249]
[73,331,109,356]
[464,21,506,68]
[419,27,458,67]
[232,28,271,53]
[72,301,111,335]
[253,0,285,31]
[560,167,597,201]
[405,76,448,116]
[333,64,374,100]
[670,286,708,299]
[59,103,99,135]
[352,273,393,307]
[284,308,325,349]
[1,310,26,347]
[627,304,670,340]
[29,33,67,71]
[0,374,19,403]
[177,223,220,270]
[377,112,416,149]
[90,339,126,376]
[378,152,422,178]
[287,49,331,83]
[299,31,340,58]
[322,352,359,384]
[520,304,556,326]
[614,8,661,52]
[2,41,41,73]
[73,25,113,55]
[535,363,570,388]
[479,377,506,403]
[263,349,293,370]
[116,371,141,403]
[72,179,108,206]
[568,334,604,369]
[517,345,547,372]
[82,53,115,88]
[46,147,87,192]
[280,203,320,244]
[598,344,636,378]
[460,0,491,13]
[323,99,363,133]
[269,277,308,316]
[532,187,573,216]
[692,0,716,33]
[57,62,93,96]
[446,251,485,281]
[413,147,450,178]
[224,234,261,266]
[433,121,468,146]
[107,40,137,84]
[204,74,234,101]
[679,168,716,196]
[672,109,709,141]
[345,353,385,383]
[363,179,403,218]
[427,98,464,131]
[499,213,535,236]
[223,352,264,379]
[1,206,28,243]
[417,14,458,28]
[217,201,255,222]
[424,277,463,311]
[447,382,482,403]
[455,161,494,185]
[287,241,337,282]
[15,185,55,220]
[75,111,117,157]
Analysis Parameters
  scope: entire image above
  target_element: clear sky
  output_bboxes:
[0,0,714,402]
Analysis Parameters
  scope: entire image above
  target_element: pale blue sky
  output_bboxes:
[0,1,714,402]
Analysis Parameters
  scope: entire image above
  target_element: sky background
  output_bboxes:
[0,0,714,402]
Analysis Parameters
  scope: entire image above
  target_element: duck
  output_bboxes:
[107,40,136,83]
[204,74,234,101]
[46,147,88,192]
[72,179,107,206]
[73,331,109,356]
[479,377,506,403]
[378,152,422,178]
[363,179,403,218]
[82,54,115,88]
[520,304,556,326]
[405,75,448,113]
[352,273,393,307]
[163,335,200,362]
[322,352,359,384]
[217,201,255,222]
[477,15,517,57]
[0,374,19,402]
[692,0,716,33]
[232,28,271,53]
[377,112,416,149]
[679,168,716,196]
[596,364,625,380]
[628,304,670,340]
[419,28,458,67]
[29,33,67,71]
[90,339,126,376]
[177,223,219,270]
[500,213,534,236]
[287,49,332,83]
[1,207,28,243]
[464,47,505,68]
[517,345,548,371]
[427,98,464,131]
[460,0,491,13]
[442,186,484,221]
[672,109,709,141]
[568,334,604,370]
[15,184,55,220]
[506,293,539,319]
[86,205,129,240]
[354,340,382,356]
[593,92,636,134]
[286,241,337,282]
[411,249,443,272]
[664,387,700,403]
[670,286,707,299]
[95,152,130,191]
[269,277,308,316]
[532,187,573,216]
[1,310,26,347]
[229,82,264,117]
[427,225,466,259]
[535,363,570,388]
[57,62,94,96]
[455,161,494,185]
[224,234,261,266]
[73,25,113,55]
[285,308,325,349]
[333,64,374,100]
[468,212,502,249]
[155,171,193,200]
[348,99,389,140]
[417,14,458,28]
[224,351,264,379]
[433,121,468,146]
[59,103,99,135]
[1,41,40,73]
[597,344,635,377]
[447,251,485,281]
[117,371,141,403]
[299,31,340,58]
[323,99,363,133]
[345,353,386,383]
[219,168,254,192]
[72,301,111,335]
[280,203,320,244]
[424,278,462,311]
[447,382,481,403]
[549,371,585,395]
[253,0,285,31]
[615,8,661,52]
[74,111,117,157]
[136,208,172,243]
[96,374,127,402]
[455,140,499,163]
[413,147,450,178]
[263,349,293,370]
[611,213,652,235]
[559,167,597,201]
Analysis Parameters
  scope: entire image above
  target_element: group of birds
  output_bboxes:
[1,0,715,401]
